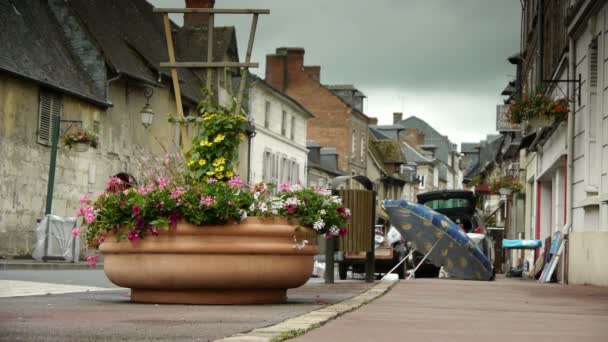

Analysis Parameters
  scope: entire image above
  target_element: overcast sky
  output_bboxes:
[148,0,521,146]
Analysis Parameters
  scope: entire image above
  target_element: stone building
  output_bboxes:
[264,48,375,178]
[0,0,239,255]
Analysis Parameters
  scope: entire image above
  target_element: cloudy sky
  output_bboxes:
[148,0,521,146]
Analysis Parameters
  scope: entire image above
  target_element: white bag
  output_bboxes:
[386,226,402,245]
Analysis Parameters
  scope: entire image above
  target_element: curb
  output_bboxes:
[214,280,398,342]
[0,262,101,270]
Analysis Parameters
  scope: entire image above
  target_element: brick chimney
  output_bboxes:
[184,0,215,28]
[393,112,403,124]
[266,47,306,91]
[304,66,320,82]
[368,117,378,125]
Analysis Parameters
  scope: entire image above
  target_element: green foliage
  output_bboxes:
[490,176,523,194]
[508,90,569,124]
[62,129,98,149]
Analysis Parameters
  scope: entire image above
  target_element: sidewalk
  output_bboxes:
[294,277,608,342]
[0,277,376,342]
[0,259,99,270]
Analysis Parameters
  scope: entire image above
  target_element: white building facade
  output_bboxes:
[244,76,313,185]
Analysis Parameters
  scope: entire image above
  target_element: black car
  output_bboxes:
[408,190,495,278]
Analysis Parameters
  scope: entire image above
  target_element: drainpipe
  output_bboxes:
[106,72,122,104]
[538,0,544,87]
[562,35,576,284]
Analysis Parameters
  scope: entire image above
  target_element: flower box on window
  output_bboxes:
[507,92,569,129]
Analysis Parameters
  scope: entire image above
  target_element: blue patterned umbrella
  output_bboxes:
[384,199,493,281]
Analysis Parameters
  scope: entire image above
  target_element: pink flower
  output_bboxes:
[87,255,99,268]
[132,205,141,216]
[339,228,348,237]
[200,196,216,207]
[207,178,218,184]
[149,227,159,236]
[157,176,170,190]
[97,236,105,245]
[78,205,96,224]
[285,204,297,214]
[279,183,292,192]
[106,177,126,193]
[228,176,246,189]
[79,195,88,204]
[71,228,80,237]
[170,187,186,200]
[128,230,140,242]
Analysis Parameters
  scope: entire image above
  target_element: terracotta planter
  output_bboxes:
[99,217,318,305]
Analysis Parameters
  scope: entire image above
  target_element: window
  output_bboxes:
[290,116,295,140]
[291,160,300,183]
[419,175,425,189]
[351,130,356,158]
[264,101,270,129]
[263,150,279,184]
[37,90,63,146]
[586,37,600,191]
[360,135,365,162]
[281,110,287,136]
[279,156,290,183]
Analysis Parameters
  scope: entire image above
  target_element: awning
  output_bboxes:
[376,207,389,222]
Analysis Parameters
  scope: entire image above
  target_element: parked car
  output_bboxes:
[409,190,495,279]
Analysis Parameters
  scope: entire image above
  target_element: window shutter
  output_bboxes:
[589,38,598,88]
[37,91,62,146]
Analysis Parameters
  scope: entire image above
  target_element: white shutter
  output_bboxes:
[589,38,598,89]
[37,91,62,146]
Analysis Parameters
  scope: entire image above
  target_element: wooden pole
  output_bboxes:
[234,13,258,116]
[162,14,190,151]
[206,14,214,95]
[365,191,377,283]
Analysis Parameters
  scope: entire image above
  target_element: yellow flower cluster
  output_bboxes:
[200,140,213,147]
[214,134,225,143]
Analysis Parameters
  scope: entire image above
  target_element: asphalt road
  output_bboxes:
[0,270,372,341]
[0,270,116,288]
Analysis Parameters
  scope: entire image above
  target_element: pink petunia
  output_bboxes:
[149,227,159,236]
[132,205,141,216]
[128,230,140,242]
[200,196,217,207]
[157,176,170,190]
[278,183,292,192]
[170,187,186,200]
[71,228,81,237]
[207,178,218,184]
[79,195,88,204]
[227,176,246,189]
[87,255,99,268]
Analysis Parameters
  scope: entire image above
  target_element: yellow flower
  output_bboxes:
[203,113,216,121]
[226,170,234,178]
[213,157,226,167]
[213,134,225,143]
[215,165,224,172]
[206,171,215,176]
[200,140,213,147]
[187,159,195,167]
[216,172,224,179]
[198,159,206,166]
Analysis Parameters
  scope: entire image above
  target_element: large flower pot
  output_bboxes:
[99,218,318,305]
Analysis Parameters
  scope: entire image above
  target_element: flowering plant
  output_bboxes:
[490,176,523,194]
[79,175,350,250]
[62,129,98,149]
[507,92,569,125]
[77,91,350,266]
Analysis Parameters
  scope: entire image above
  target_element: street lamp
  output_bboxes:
[140,87,155,128]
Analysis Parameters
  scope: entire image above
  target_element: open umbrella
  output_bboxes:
[384,199,493,281]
